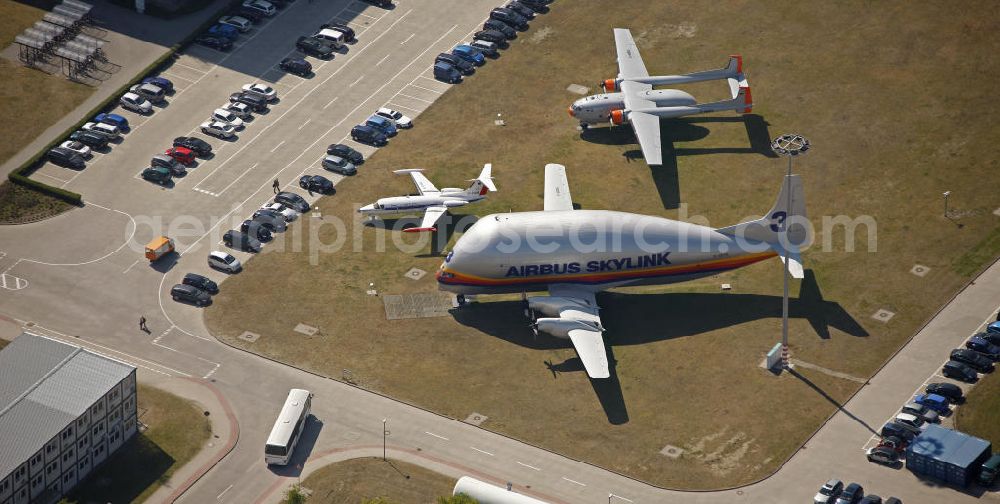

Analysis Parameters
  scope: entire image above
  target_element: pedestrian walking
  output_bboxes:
[273,178,280,193]
[139,316,148,333]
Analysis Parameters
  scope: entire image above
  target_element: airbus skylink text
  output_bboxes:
[505,252,672,277]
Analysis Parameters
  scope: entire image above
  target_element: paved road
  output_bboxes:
[1,1,999,503]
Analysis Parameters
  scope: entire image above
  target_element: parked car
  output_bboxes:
[322,155,357,175]
[141,166,172,185]
[207,23,240,41]
[327,143,363,164]
[173,136,213,157]
[365,115,397,137]
[470,39,500,58]
[196,35,233,51]
[224,102,253,120]
[208,251,242,273]
[866,447,899,467]
[912,393,950,414]
[69,130,108,150]
[182,272,218,294]
[505,1,536,19]
[883,498,901,504]
[259,202,298,221]
[171,284,211,306]
[880,421,915,441]
[58,140,91,158]
[296,36,336,58]
[46,147,85,169]
[901,402,939,423]
[232,6,264,22]
[223,230,261,252]
[350,124,387,146]
[877,435,906,453]
[835,483,864,504]
[240,219,273,242]
[858,496,883,504]
[141,76,174,93]
[950,348,994,373]
[489,8,528,30]
[893,413,928,435]
[514,0,551,13]
[229,92,268,112]
[966,336,1000,360]
[361,0,392,7]
[219,15,252,32]
[151,154,185,176]
[472,30,509,48]
[452,44,486,66]
[241,0,276,17]
[977,330,1000,345]
[94,112,129,131]
[200,121,236,139]
[299,175,334,194]
[942,360,978,382]
[313,28,346,48]
[483,18,517,39]
[813,479,843,504]
[129,83,166,103]
[987,321,1000,334]
[320,22,356,42]
[925,382,963,403]
[435,52,474,75]
[211,108,245,129]
[120,92,153,113]
[82,122,120,140]
[433,62,462,83]
[250,209,287,231]
[375,107,412,129]
[274,191,310,213]
[242,83,278,101]
[280,57,312,76]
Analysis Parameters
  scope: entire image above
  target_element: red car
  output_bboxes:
[165,146,195,165]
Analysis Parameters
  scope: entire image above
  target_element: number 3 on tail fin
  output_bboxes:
[769,211,787,232]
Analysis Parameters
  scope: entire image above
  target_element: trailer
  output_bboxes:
[906,424,991,487]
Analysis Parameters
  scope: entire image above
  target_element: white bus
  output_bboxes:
[265,388,312,465]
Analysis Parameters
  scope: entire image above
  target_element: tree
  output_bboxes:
[283,483,308,504]
[437,494,478,504]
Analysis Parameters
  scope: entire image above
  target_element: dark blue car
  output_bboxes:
[208,24,240,41]
[142,76,174,93]
[988,321,1000,334]
[94,113,129,131]
[913,393,950,414]
[452,45,486,66]
[365,115,397,137]
[967,336,1000,360]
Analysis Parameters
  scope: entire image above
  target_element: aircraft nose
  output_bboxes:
[358,204,374,213]
[567,106,575,117]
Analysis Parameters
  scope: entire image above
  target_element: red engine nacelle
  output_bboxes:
[601,78,620,92]
[610,109,628,125]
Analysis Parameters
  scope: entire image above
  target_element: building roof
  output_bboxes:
[909,424,992,467]
[0,333,134,480]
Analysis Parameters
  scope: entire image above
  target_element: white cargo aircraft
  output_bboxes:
[359,164,496,232]
[568,28,752,166]
[437,164,806,379]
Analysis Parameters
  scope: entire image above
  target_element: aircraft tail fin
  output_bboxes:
[465,163,496,195]
[716,174,807,278]
[726,68,752,113]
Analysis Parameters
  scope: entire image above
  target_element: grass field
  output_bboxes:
[0,180,73,223]
[956,371,1000,446]
[287,458,455,504]
[65,384,211,503]
[206,1,1000,489]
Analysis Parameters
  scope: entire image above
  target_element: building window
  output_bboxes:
[46,444,55,454]
[33,475,42,486]
[62,449,73,462]
[16,466,26,478]
[1,479,8,491]
[46,463,56,475]
[62,426,73,439]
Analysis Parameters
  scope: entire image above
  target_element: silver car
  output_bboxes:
[814,479,843,504]
[321,155,356,175]
[901,402,940,423]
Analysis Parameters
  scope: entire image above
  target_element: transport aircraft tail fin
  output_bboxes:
[715,174,808,278]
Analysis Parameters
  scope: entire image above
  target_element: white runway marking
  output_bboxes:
[424,431,449,441]
[323,96,340,109]
[397,93,433,104]
[609,494,634,503]
[271,140,285,152]
[387,102,422,113]
[33,172,70,184]
[561,477,586,487]
[349,75,365,87]
[516,461,540,471]
[400,33,415,45]
[213,162,259,197]
[0,274,28,290]
[217,484,234,500]
[376,54,390,66]
[121,259,141,275]
[408,83,443,94]
[193,187,219,197]
[470,446,494,456]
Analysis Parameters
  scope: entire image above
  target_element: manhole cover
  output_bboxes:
[294,323,318,336]
[465,412,488,426]
[910,264,930,277]
[660,444,684,459]
[566,83,589,95]
[238,331,260,343]
[872,309,895,323]
[404,267,427,281]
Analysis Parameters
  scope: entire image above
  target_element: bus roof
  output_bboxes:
[265,389,311,447]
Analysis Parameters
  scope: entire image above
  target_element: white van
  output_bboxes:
[313,28,345,49]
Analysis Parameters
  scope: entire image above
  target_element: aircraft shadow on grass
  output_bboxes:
[365,214,479,258]
[579,114,777,210]
[450,269,866,424]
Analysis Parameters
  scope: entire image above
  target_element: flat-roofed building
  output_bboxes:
[0,333,137,504]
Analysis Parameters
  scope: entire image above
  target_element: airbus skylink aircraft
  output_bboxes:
[568,28,752,166]
[358,164,496,232]
[437,164,807,379]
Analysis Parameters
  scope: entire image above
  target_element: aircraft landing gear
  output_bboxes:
[579,122,589,130]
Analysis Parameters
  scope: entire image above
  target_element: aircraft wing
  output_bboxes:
[627,110,663,165]
[549,285,609,379]
[543,163,574,211]
[405,205,448,232]
[613,28,649,78]
[394,169,439,195]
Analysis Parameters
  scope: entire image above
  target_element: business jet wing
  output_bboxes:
[543,163,574,211]
[613,28,648,78]
[405,205,448,233]
[548,284,609,379]
[394,169,439,195]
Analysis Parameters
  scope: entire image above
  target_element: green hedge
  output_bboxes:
[7,0,242,206]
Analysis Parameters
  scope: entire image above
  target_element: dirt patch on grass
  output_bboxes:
[291,458,454,504]
[0,180,74,224]
[207,0,1000,489]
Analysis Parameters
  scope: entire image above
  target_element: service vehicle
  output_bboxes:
[144,236,175,261]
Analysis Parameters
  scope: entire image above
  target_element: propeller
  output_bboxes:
[529,321,539,339]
